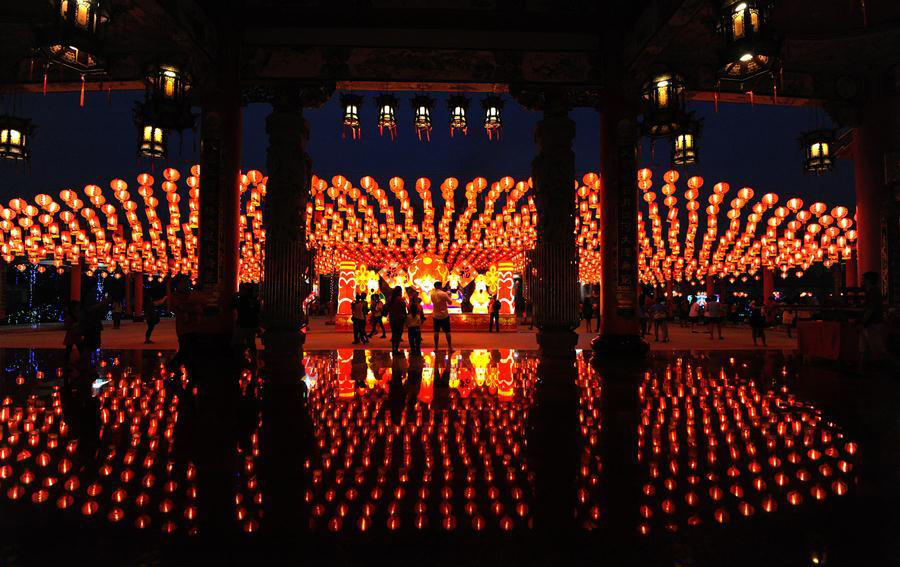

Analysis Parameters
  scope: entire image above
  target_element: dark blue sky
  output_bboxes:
[0,90,853,210]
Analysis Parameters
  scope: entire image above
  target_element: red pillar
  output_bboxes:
[706,275,715,299]
[125,273,133,317]
[197,15,242,334]
[596,99,642,347]
[853,97,890,282]
[845,255,859,287]
[70,263,81,301]
[133,274,143,319]
[763,267,774,301]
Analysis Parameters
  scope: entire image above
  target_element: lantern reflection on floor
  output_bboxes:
[302,349,537,532]
[0,352,198,535]
[622,356,859,535]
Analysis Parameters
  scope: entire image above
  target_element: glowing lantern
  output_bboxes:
[411,95,434,141]
[41,0,108,74]
[447,95,470,137]
[642,69,686,137]
[482,95,503,141]
[375,94,398,140]
[672,118,701,166]
[340,94,363,140]
[146,63,190,105]
[0,115,35,161]
[134,103,167,159]
[717,0,775,82]
[801,130,835,175]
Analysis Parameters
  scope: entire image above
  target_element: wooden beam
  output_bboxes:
[9,80,144,94]
[335,81,508,94]
[688,90,820,107]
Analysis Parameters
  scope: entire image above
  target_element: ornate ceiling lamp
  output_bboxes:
[376,94,398,140]
[411,95,433,141]
[800,130,835,175]
[143,62,194,132]
[641,68,686,137]
[39,0,108,75]
[717,0,777,83]
[482,95,503,141]
[133,103,166,159]
[672,116,702,166]
[448,95,470,138]
[341,94,362,140]
[0,115,35,161]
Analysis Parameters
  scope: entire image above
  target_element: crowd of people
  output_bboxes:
[349,282,461,355]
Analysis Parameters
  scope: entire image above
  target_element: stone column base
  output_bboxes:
[536,329,579,359]
[591,333,649,358]
[261,330,306,380]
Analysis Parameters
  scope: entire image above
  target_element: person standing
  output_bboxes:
[705,295,725,340]
[144,292,166,344]
[406,301,424,357]
[581,297,594,333]
[169,276,203,373]
[489,295,501,332]
[351,293,368,345]
[650,298,669,342]
[689,299,702,332]
[368,294,386,339]
[111,299,123,329]
[430,281,453,351]
[749,299,767,346]
[386,287,407,354]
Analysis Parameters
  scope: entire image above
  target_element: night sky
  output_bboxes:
[0,90,854,212]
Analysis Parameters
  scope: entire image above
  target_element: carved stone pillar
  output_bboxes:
[259,85,331,376]
[260,89,313,377]
[197,14,242,337]
[592,96,646,355]
[514,87,579,537]
[530,90,579,341]
[763,266,774,300]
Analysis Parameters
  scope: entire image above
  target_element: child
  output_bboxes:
[406,301,424,357]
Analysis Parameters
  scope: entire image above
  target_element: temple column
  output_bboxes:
[260,87,315,374]
[593,96,644,354]
[706,275,716,298]
[846,255,859,287]
[852,90,894,288]
[196,12,242,336]
[125,273,132,318]
[0,263,5,321]
[513,88,579,536]
[70,263,81,301]
[133,274,143,321]
[763,267,774,301]
[257,85,330,537]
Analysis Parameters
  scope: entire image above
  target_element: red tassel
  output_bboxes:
[861,0,867,27]
[773,83,778,105]
[714,90,719,113]
[80,74,85,107]
[43,69,48,96]
[747,91,754,107]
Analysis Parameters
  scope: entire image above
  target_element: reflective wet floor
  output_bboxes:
[0,347,895,565]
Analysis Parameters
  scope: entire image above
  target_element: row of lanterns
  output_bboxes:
[0,165,265,285]
[341,94,504,142]
[632,168,855,288]
[639,1,837,174]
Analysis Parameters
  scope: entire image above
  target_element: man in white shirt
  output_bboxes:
[430,281,453,351]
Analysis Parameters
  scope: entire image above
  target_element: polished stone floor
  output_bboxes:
[0,346,895,566]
